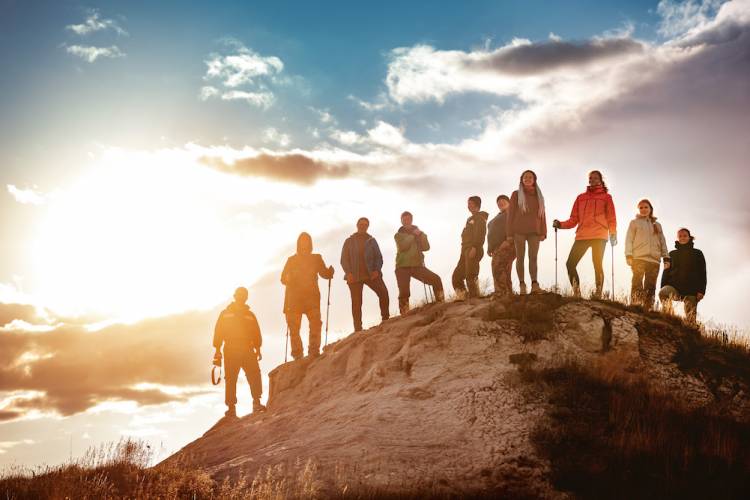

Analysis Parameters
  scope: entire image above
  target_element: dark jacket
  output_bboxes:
[461,211,488,258]
[487,211,508,253]
[507,189,547,238]
[395,226,430,268]
[213,302,262,352]
[341,233,383,278]
[281,253,333,313]
[660,241,706,296]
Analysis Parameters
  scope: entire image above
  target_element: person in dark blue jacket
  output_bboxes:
[341,217,390,331]
[487,194,515,297]
[658,228,707,324]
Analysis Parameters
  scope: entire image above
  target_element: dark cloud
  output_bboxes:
[0,410,22,422]
[0,303,41,327]
[201,153,350,185]
[469,37,644,75]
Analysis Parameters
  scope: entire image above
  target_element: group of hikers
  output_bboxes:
[212,169,708,417]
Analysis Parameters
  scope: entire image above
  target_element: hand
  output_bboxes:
[610,234,618,246]
[370,271,379,280]
[328,265,335,276]
[413,228,422,236]
[345,273,354,284]
[540,235,547,242]
[663,261,671,270]
[626,256,633,267]
[552,219,561,229]
[256,349,263,361]
[697,292,704,301]
[468,247,477,259]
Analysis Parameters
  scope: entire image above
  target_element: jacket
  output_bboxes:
[461,211,488,258]
[281,253,333,313]
[559,185,617,240]
[341,233,383,279]
[487,211,509,252]
[507,189,547,238]
[395,226,430,268]
[213,302,262,352]
[661,241,707,296]
[625,215,669,264]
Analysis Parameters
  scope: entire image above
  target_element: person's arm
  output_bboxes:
[249,312,262,359]
[475,217,487,253]
[212,313,224,352]
[657,224,669,262]
[696,250,707,296]
[280,257,291,285]
[340,239,351,275]
[540,206,547,240]
[418,232,430,252]
[506,192,517,240]
[558,196,580,229]
[372,239,384,272]
[624,221,635,258]
[606,194,617,236]
[317,255,335,279]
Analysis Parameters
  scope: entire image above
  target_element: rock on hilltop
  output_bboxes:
[162,294,750,497]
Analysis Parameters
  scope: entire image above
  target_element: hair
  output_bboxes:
[468,195,481,208]
[678,227,695,242]
[517,170,545,218]
[357,217,369,225]
[296,232,313,254]
[588,170,608,192]
[637,199,659,234]
[496,194,510,203]
[401,211,413,218]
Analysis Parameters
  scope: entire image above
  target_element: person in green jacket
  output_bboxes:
[394,211,444,314]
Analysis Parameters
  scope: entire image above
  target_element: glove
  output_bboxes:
[610,234,618,246]
[626,256,633,267]
[552,219,561,229]
[212,350,222,367]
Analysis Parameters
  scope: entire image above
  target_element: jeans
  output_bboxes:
[630,259,660,310]
[285,305,322,358]
[347,275,390,331]
[395,266,443,312]
[659,285,698,324]
[452,249,481,297]
[566,239,607,293]
[224,349,262,405]
[513,234,540,284]
[491,241,516,297]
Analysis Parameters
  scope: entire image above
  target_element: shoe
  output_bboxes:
[572,286,582,298]
[519,282,527,295]
[434,290,445,303]
[308,350,320,358]
[455,289,467,301]
[592,288,603,300]
[399,304,409,315]
[531,281,543,294]
[224,405,237,418]
[252,400,267,413]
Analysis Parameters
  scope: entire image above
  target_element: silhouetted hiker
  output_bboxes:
[659,228,706,325]
[341,217,390,332]
[488,194,516,298]
[394,211,444,314]
[452,196,488,300]
[281,232,335,359]
[507,171,547,294]
[625,199,669,310]
[213,287,265,417]
[553,170,617,299]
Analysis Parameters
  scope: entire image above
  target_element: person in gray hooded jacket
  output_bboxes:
[625,199,669,310]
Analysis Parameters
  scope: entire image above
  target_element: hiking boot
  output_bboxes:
[592,287,603,300]
[519,282,527,295]
[454,289,467,301]
[252,399,267,413]
[308,350,320,359]
[572,285,582,298]
[224,405,237,418]
[399,303,410,315]
[434,290,445,303]
[531,281,543,294]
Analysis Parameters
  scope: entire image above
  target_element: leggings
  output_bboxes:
[513,234,540,283]
[566,239,607,291]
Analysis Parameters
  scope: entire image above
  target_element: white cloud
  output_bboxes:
[7,185,45,205]
[199,86,219,100]
[657,0,726,37]
[309,107,335,124]
[220,90,275,109]
[262,127,291,147]
[66,10,128,36]
[367,121,406,148]
[330,129,363,146]
[348,93,393,111]
[66,44,125,63]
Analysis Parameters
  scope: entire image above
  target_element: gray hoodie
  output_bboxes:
[625,215,668,264]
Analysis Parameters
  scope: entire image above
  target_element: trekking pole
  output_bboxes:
[324,278,331,346]
[554,227,558,293]
[423,283,429,303]
[429,285,435,302]
[284,326,289,363]
[611,243,615,300]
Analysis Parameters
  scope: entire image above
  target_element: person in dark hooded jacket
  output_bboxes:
[281,232,335,359]
[659,228,706,324]
[452,196,488,299]
[213,287,265,417]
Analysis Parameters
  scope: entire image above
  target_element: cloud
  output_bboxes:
[657,0,726,37]
[6,184,46,205]
[201,153,350,185]
[262,128,291,147]
[220,90,275,108]
[66,10,128,36]
[66,44,125,63]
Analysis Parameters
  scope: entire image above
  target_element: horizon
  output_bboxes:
[1,0,749,468]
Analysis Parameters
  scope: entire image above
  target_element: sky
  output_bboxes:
[1,0,749,468]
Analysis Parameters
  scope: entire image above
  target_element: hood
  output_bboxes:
[296,232,313,255]
[674,241,695,250]
[226,301,250,313]
[474,211,489,221]
[586,185,608,194]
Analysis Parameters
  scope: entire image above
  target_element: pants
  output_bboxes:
[659,285,698,323]
[631,259,660,310]
[286,305,322,358]
[566,239,607,293]
[491,241,516,297]
[224,349,262,406]
[452,249,481,298]
[513,234,540,284]
[348,275,390,332]
[395,266,443,312]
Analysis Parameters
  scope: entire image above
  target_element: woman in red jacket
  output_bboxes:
[553,170,617,299]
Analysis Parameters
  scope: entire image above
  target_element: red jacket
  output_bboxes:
[559,186,617,240]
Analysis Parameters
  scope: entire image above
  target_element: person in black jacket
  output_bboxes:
[658,228,707,324]
[487,195,515,297]
[452,196,488,300]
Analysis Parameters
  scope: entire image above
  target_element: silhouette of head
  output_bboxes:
[356,217,369,234]
[297,232,313,255]
[233,287,248,304]
[401,211,413,226]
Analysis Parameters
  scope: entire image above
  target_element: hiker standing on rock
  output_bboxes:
[625,199,669,310]
[659,228,706,325]
[553,170,617,299]
[341,217,390,332]
[281,232,335,359]
[213,287,266,417]
[487,194,516,298]
[507,171,547,295]
[452,196,488,300]
[394,211,444,314]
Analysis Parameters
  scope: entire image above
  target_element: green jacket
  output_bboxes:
[394,226,430,268]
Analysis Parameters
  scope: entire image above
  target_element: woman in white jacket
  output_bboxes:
[625,199,669,310]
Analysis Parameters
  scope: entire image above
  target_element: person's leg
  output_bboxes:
[395,267,412,314]
[348,282,365,331]
[591,239,606,297]
[365,275,390,321]
[411,266,444,297]
[285,312,304,360]
[223,351,241,410]
[452,252,467,296]
[306,307,322,355]
[491,251,503,294]
[514,234,527,286]
[643,261,660,310]
[240,352,263,401]
[505,245,516,294]
[658,285,678,314]
[683,295,698,324]
[466,252,481,298]
[494,242,515,297]
[527,234,541,291]
[630,259,646,305]
[566,240,589,294]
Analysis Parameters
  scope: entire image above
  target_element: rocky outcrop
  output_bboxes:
[162,294,750,497]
